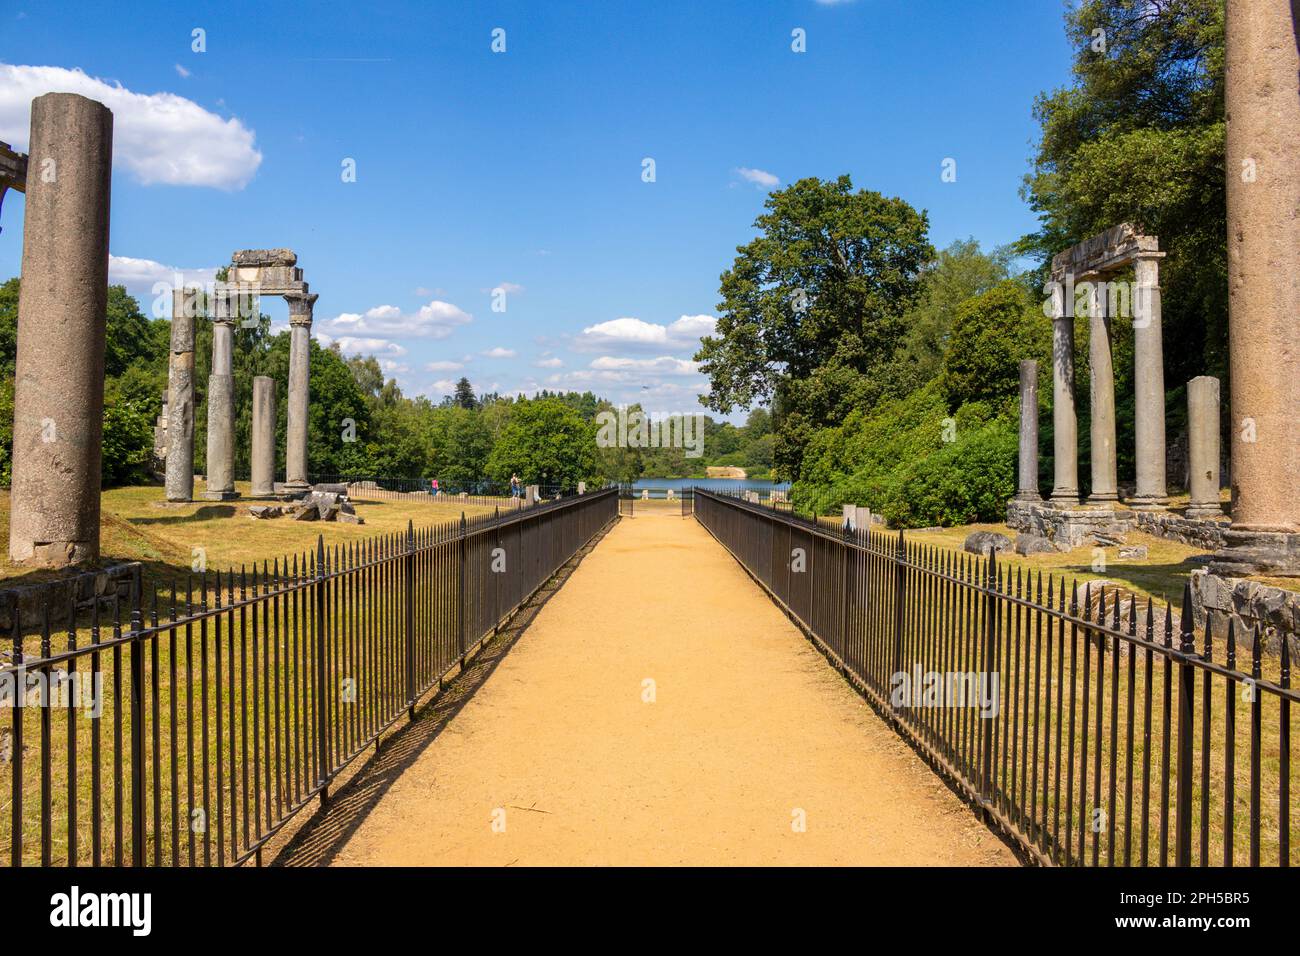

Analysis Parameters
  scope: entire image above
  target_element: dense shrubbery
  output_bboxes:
[790,270,1046,528]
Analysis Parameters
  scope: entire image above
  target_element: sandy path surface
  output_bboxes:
[332,514,1014,866]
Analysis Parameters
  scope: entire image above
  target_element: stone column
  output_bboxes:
[283,292,317,493]
[165,288,197,501]
[1186,376,1224,518]
[1131,254,1169,509]
[203,310,238,501]
[1049,284,1079,504]
[250,376,276,497]
[1212,0,1300,575]
[8,93,113,567]
[1086,281,1118,505]
[1017,359,1041,501]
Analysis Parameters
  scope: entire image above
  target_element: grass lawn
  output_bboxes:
[0,482,504,588]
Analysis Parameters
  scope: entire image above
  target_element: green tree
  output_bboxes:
[485,397,599,488]
[696,175,933,477]
[940,281,1048,411]
[894,238,1013,387]
[452,376,477,410]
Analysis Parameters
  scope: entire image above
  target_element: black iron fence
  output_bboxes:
[694,488,1295,867]
[0,488,617,867]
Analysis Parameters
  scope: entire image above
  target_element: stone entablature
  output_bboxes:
[1050,222,1161,281]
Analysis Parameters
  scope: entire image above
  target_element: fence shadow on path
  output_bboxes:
[268,521,617,867]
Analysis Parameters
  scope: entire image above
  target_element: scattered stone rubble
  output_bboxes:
[249,486,364,524]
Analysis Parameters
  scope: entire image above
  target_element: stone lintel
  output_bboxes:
[1050,223,1161,281]
[231,248,297,267]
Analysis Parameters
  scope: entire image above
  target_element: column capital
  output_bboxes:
[285,291,318,326]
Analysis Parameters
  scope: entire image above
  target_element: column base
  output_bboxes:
[1127,495,1169,512]
[248,485,276,498]
[1086,492,1119,506]
[1210,528,1300,577]
[1049,491,1080,507]
[202,490,241,501]
[280,479,311,496]
[1016,492,1043,503]
[1184,503,1225,519]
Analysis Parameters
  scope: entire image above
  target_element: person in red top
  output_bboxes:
[430,478,439,497]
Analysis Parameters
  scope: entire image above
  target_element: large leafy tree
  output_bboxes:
[695,175,933,478]
[485,397,599,489]
[1019,0,1226,384]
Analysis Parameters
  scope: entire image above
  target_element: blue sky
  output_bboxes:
[0,0,1073,420]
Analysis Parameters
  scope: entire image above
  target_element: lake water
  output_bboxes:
[630,477,790,498]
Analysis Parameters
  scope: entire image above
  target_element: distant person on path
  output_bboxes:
[430,478,439,497]
[510,474,521,498]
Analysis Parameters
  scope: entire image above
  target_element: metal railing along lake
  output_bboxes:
[0,487,617,867]
[693,488,1295,867]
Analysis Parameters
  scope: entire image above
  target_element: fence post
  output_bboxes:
[982,548,998,808]
[458,512,467,658]
[129,570,146,866]
[314,535,330,803]
[405,520,416,719]
[890,529,905,713]
[1174,582,1196,867]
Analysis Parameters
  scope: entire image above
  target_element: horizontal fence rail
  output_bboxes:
[0,488,617,867]
[693,489,1296,867]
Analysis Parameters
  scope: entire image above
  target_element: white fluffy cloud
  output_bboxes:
[0,63,262,189]
[316,334,409,358]
[589,356,699,375]
[322,300,472,340]
[481,347,516,359]
[534,356,563,369]
[735,167,779,188]
[107,255,218,304]
[572,314,715,352]
[424,360,464,372]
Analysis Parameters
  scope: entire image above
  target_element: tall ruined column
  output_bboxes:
[1130,254,1168,509]
[203,306,238,501]
[1017,359,1040,501]
[250,376,276,497]
[1212,0,1300,575]
[8,94,113,567]
[165,288,197,501]
[1049,284,1079,504]
[1086,282,1118,505]
[1186,376,1224,519]
[284,292,318,492]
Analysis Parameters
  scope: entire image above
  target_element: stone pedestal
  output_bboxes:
[1212,0,1300,576]
[1130,254,1169,510]
[165,288,197,502]
[1016,359,1041,501]
[1186,376,1224,518]
[203,316,238,501]
[250,376,276,497]
[8,93,113,567]
[283,293,317,493]
[1086,284,1118,504]
[1049,305,1079,504]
